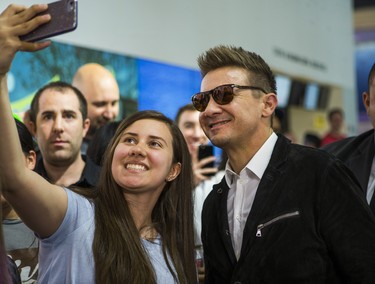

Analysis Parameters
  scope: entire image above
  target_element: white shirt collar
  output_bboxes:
[224,132,278,185]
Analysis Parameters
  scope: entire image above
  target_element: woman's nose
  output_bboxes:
[129,144,146,156]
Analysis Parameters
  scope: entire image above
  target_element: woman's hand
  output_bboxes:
[0,4,51,76]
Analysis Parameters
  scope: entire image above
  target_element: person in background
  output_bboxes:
[175,104,222,244]
[192,45,375,283]
[29,81,100,188]
[272,107,296,143]
[1,197,21,284]
[0,217,8,284]
[86,120,121,166]
[0,233,21,284]
[175,104,224,283]
[0,6,197,282]
[175,104,218,186]
[303,132,321,148]
[271,109,282,134]
[2,118,39,283]
[72,63,120,153]
[320,107,346,146]
[323,63,375,214]
[22,109,34,137]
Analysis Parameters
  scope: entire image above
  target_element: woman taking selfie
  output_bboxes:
[0,4,196,283]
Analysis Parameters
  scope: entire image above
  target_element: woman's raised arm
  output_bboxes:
[0,4,68,238]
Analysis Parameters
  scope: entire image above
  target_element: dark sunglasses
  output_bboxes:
[191,84,267,112]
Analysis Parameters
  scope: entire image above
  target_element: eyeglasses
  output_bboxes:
[191,84,267,112]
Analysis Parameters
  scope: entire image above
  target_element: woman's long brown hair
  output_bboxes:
[88,110,196,284]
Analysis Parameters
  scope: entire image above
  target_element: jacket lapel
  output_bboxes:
[213,180,238,265]
[346,136,374,194]
[239,135,288,259]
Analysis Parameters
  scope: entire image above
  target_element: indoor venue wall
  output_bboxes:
[0,0,356,141]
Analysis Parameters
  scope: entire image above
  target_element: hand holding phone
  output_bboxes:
[20,0,78,42]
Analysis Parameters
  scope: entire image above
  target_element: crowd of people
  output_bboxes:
[1,3,375,284]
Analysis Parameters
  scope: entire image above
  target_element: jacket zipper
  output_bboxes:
[256,211,300,237]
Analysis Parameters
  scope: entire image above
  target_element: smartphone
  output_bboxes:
[198,145,215,176]
[20,0,78,42]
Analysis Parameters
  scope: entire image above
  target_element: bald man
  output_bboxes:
[72,63,120,152]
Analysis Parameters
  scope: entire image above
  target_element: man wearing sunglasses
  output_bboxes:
[194,45,375,283]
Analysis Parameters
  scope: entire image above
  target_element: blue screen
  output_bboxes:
[137,58,201,120]
[304,83,319,110]
[275,75,292,108]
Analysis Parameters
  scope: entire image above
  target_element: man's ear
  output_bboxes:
[25,150,37,170]
[82,118,90,138]
[262,93,278,118]
[166,162,181,182]
[363,91,370,115]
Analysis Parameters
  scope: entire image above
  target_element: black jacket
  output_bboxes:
[322,129,375,213]
[202,135,375,284]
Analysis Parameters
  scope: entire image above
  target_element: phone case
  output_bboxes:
[198,145,215,170]
[20,0,78,42]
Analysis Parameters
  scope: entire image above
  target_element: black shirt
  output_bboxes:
[34,154,101,188]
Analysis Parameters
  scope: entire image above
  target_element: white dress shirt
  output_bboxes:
[225,132,278,259]
[194,171,225,246]
[366,136,375,203]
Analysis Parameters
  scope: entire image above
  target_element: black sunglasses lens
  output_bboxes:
[192,93,209,111]
[213,85,234,105]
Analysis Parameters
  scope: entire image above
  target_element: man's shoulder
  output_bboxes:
[79,155,101,187]
[321,129,374,159]
[83,155,101,172]
[274,134,328,162]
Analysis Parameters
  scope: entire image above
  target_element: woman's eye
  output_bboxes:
[150,141,162,148]
[124,137,136,144]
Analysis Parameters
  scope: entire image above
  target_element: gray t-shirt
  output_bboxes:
[3,219,39,283]
[38,188,177,283]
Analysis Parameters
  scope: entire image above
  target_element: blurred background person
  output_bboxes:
[0,219,21,284]
[72,63,120,153]
[320,107,346,146]
[303,132,321,148]
[2,118,39,283]
[175,104,224,283]
[272,108,297,143]
[86,120,121,166]
[175,104,219,185]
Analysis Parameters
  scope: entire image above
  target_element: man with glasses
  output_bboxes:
[192,45,375,283]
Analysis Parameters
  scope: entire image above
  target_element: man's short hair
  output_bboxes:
[327,108,344,121]
[197,45,277,96]
[29,81,88,124]
[175,104,196,125]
